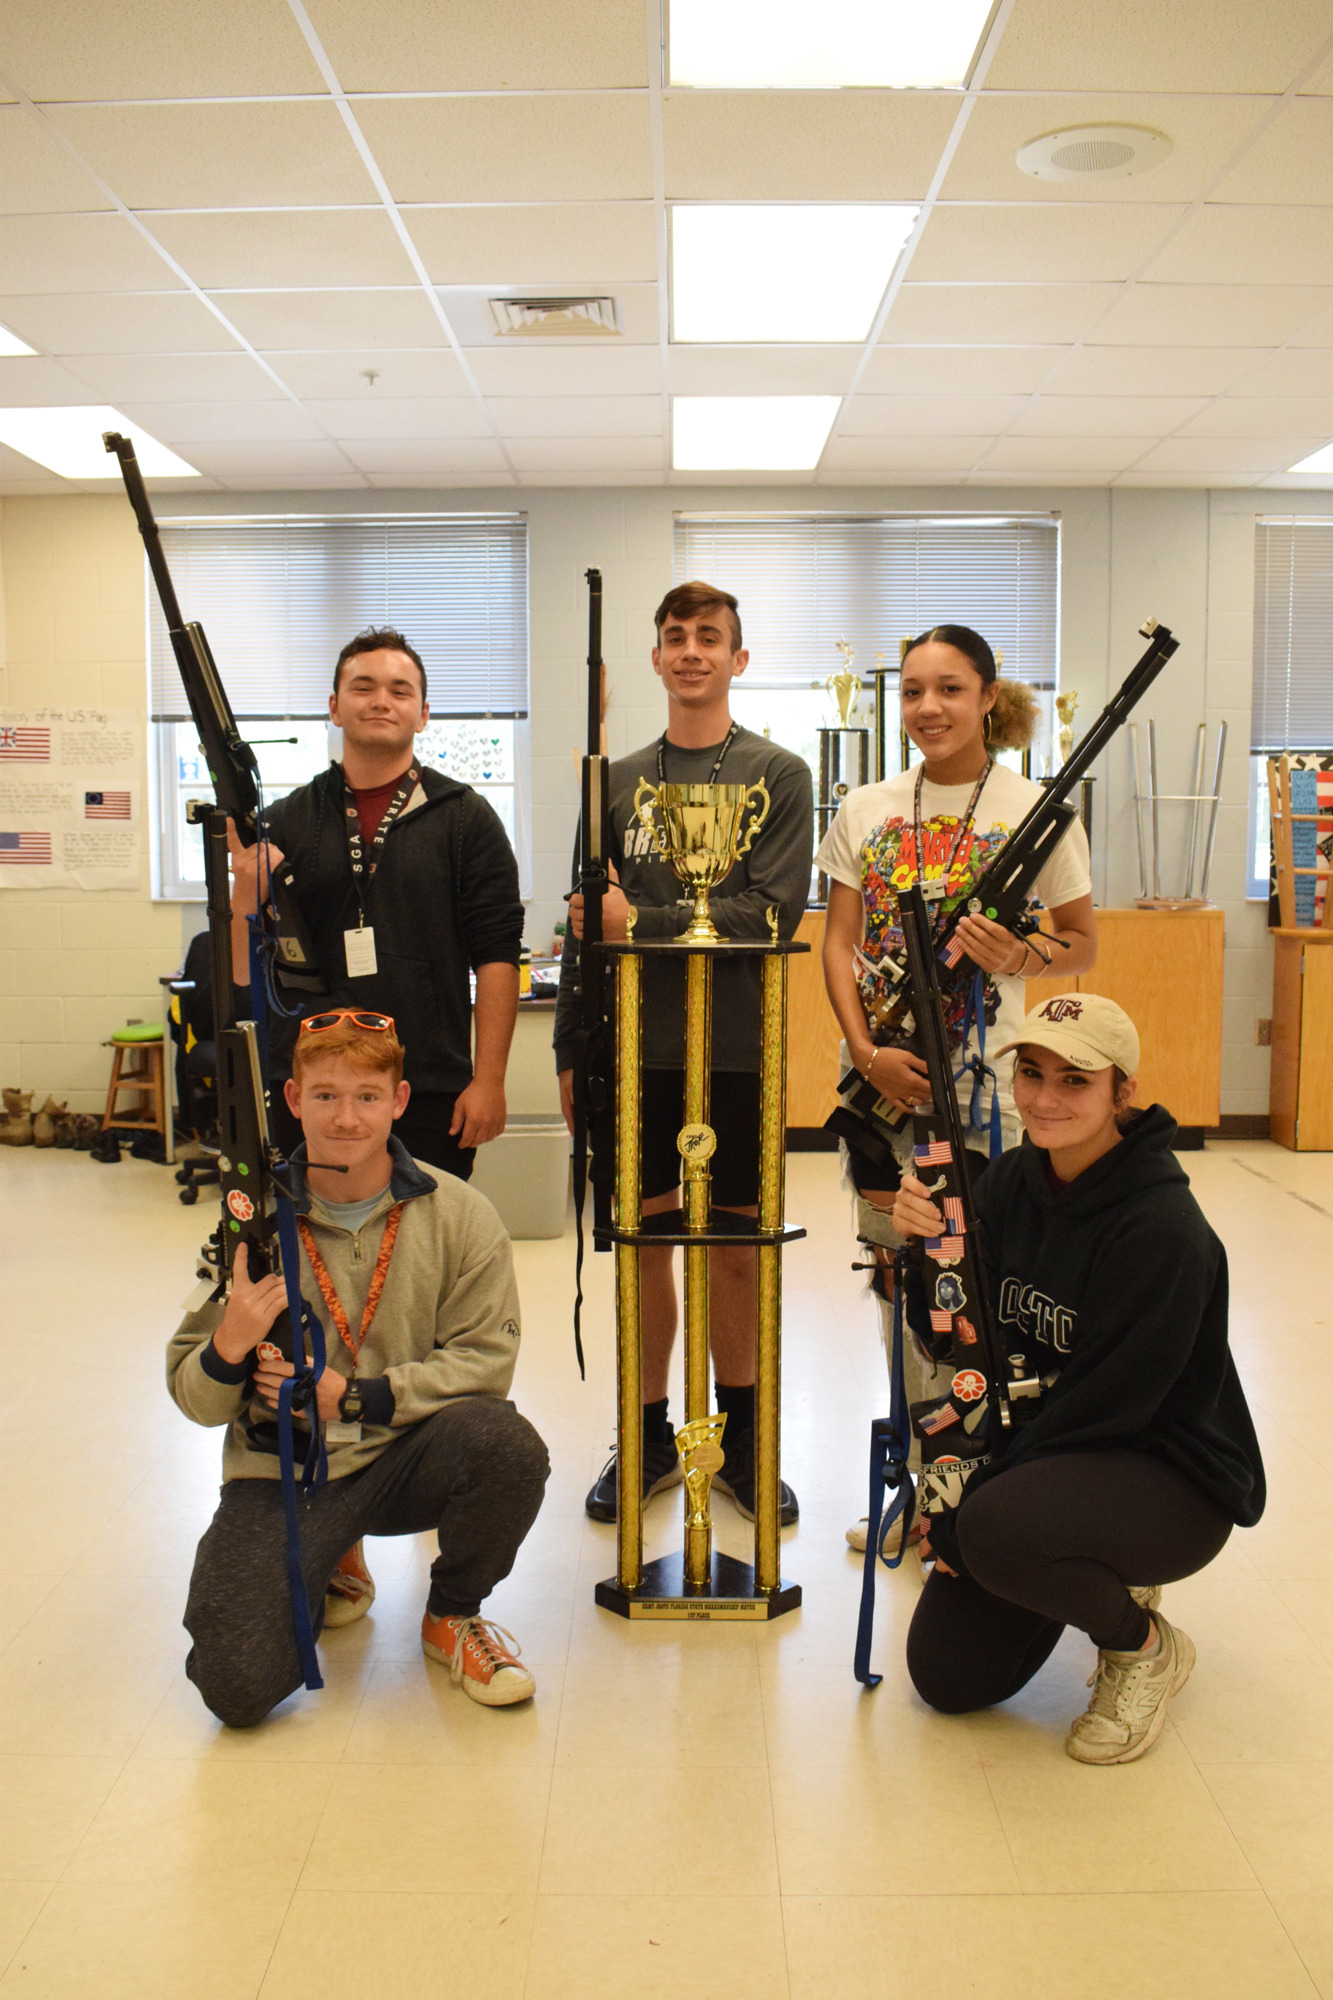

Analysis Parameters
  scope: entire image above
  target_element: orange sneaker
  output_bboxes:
[421,1613,536,1706]
[324,1541,376,1628]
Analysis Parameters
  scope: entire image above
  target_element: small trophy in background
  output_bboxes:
[827,638,863,730]
[677,1414,728,1590]
[1056,690,1078,768]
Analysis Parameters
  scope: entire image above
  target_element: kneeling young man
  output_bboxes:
[168,1011,549,1726]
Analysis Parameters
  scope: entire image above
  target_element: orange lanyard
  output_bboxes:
[297,1204,404,1366]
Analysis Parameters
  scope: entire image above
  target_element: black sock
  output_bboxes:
[643,1396,672,1445]
[715,1380,755,1436]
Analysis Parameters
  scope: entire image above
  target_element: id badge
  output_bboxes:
[326,1420,363,1444]
[344,925,378,978]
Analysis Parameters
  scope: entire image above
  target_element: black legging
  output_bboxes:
[907,1450,1232,1715]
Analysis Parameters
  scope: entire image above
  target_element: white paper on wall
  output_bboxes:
[0,708,142,889]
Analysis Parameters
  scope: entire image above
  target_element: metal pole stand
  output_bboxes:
[1130,719,1228,908]
[815,726,870,903]
[594,932,808,1621]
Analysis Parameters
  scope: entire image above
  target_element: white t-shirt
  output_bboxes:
[817,762,1092,1123]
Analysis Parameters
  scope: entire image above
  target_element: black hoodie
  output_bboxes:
[920,1105,1265,1572]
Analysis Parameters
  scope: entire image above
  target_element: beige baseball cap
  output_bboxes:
[994,992,1140,1075]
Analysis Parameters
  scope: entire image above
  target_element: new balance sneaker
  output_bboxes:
[711,1427,799,1526]
[1129,1584,1163,1613]
[585,1433,683,1521]
[1065,1611,1196,1766]
[323,1540,376,1628]
[421,1613,536,1706]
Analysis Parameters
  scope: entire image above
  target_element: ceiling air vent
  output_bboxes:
[1016,125,1172,182]
[487,296,620,338]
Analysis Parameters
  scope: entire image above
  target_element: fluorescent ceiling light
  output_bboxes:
[673,396,840,470]
[669,0,995,88]
[1288,442,1333,474]
[0,323,38,358]
[673,204,917,343]
[0,406,199,479]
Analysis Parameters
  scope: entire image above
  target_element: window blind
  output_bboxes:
[1252,519,1333,752]
[149,515,529,720]
[673,514,1059,687]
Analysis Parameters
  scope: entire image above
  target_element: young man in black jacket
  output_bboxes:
[228,627,523,1182]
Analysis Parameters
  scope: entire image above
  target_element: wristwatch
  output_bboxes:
[339,1380,364,1424]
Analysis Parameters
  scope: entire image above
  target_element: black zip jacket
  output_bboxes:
[260,763,523,1096]
[919,1105,1265,1573]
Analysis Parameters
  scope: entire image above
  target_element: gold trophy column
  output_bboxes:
[681,950,713,1426]
[754,933,788,1594]
[615,945,643,1593]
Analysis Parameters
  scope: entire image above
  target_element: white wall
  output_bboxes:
[3,479,1328,1116]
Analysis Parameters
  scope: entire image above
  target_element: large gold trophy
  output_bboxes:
[594,787,804,1620]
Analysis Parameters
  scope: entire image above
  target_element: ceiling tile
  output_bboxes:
[1225,348,1333,395]
[489,395,661,437]
[438,282,661,346]
[0,0,324,97]
[666,348,856,395]
[521,467,661,485]
[819,435,992,470]
[46,103,377,209]
[302,397,490,438]
[0,291,240,354]
[881,284,1118,344]
[366,471,515,487]
[466,346,661,394]
[912,203,1185,284]
[0,355,108,404]
[985,0,1333,92]
[838,394,1028,436]
[0,106,112,214]
[1043,345,1266,395]
[214,473,371,489]
[406,203,656,287]
[661,90,955,202]
[340,437,510,472]
[1143,205,1333,286]
[304,0,646,90]
[1093,282,1333,345]
[1009,393,1206,435]
[1177,396,1333,436]
[265,349,469,397]
[859,346,1066,394]
[114,400,324,442]
[59,352,289,401]
[181,440,359,476]
[0,213,181,295]
[1133,436,1322,471]
[978,436,1159,471]
[149,210,416,291]
[210,290,447,350]
[941,92,1268,206]
[353,95,653,204]
[1209,97,1333,203]
[505,435,664,470]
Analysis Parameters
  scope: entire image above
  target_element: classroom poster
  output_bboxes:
[0,708,142,889]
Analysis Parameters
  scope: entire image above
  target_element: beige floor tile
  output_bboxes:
[341,1656,565,1766]
[302,1764,550,1895]
[3,1571,198,1665]
[0,1884,53,1979]
[62,1758,336,1890]
[0,1647,178,1761]
[259,1891,535,2000]
[1164,1596,1333,1763]
[1272,1579,1333,1664]
[760,1644,986,1772]
[525,1895,789,2000]
[133,1662,368,1763]
[783,1891,1317,2000]
[554,1651,767,1766]
[0,1579,60,1658]
[0,1756,122,1880]
[0,1881,293,2000]
[538,1763,778,1897]
[770,1758,1018,1897]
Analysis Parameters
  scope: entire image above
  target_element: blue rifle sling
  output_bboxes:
[955,970,1002,1161]
[854,1250,916,1688]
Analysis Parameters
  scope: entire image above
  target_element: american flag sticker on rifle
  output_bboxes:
[85,791,131,819]
[943,1197,966,1231]
[913,1140,953,1166]
[925,1236,967,1263]
[939,934,965,968]
[0,831,52,863]
[0,726,50,761]
[918,1403,960,1435]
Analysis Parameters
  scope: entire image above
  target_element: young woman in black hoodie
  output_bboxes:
[893,992,1265,1765]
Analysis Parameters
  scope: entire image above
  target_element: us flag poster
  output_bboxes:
[0,708,140,887]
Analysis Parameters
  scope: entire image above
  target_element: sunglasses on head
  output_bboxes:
[298,1009,397,1037]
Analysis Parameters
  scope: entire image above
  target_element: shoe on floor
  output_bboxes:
[1128,1583,1163,1613]
[711,1426,799,1526]
[323,1540,376,1628]
[846,1504,922,1555]
[421,1613,536,1706]
[585,1432,683,1521]
[1065,1611,1195,1766]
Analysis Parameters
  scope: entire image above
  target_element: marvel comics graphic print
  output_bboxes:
[857,810,1017,1035]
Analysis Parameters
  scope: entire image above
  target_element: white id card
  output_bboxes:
[344,926,378,978]
[325,1420,363,1445]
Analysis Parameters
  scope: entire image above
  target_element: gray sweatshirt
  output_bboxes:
[553,724,814,1072]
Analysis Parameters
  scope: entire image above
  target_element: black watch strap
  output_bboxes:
[339,1380,364,1423]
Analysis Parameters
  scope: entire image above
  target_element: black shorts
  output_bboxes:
[639,1068,761,1208]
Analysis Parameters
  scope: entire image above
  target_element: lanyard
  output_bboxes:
[342,763,419,923]
[657,723,737,786]
[912,757,993,930]
[297,1202,404,1366]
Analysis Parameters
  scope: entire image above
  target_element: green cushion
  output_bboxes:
[111,1022,164,1043]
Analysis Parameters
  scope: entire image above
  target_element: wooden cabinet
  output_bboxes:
[786,910,844,1129]
[1270,930,1333,1150]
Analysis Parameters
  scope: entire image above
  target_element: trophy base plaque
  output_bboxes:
[595,1551,802,1622]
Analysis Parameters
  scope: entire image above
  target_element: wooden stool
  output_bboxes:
[102,1036,168,1140]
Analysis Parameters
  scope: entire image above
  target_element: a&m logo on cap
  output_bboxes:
[1038,996,1084,1023]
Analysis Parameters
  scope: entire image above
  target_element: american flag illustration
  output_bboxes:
[914,1139,953,1166]
[918,1403,960,1435]
[939,933,965,968]
[943,1197,966,1231]
[0,726,51,761]
[929,1308,953,1334]
[0,831,52,863]
[925,1236,967,1263]
[85,791,131,820]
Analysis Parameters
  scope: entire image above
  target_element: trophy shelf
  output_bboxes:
[595,1551,802,1622]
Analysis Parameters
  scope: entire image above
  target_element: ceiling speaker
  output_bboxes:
[1016,125,1172,182]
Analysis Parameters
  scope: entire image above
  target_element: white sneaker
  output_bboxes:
[1066,1611,1195,1765]
[846,1504,920,1557]
[1129,1584,1162,1614]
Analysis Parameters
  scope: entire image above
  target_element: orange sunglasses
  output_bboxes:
[298,1008,397,1037]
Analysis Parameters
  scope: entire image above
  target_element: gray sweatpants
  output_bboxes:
[184,1398,549,1728]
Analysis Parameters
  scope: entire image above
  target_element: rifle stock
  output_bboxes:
[570,568,615,1370]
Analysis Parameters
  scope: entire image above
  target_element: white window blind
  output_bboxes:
[149,515,529,720]
[673,513,1059,687]
[1253,518,1333,751]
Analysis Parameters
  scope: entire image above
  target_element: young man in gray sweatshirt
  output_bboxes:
[554,580,814,1525]
[168,1012,548,1725]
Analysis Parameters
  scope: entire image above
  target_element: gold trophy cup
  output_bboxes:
[677,1414,727,1589]
[828,638,863,728]
[1056,689,1078,768]
[632,779,770,943]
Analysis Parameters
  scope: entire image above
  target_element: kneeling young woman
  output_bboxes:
[893,994,1264,1765]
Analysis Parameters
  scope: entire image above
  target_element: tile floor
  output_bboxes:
[1,1139,1331,1997]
